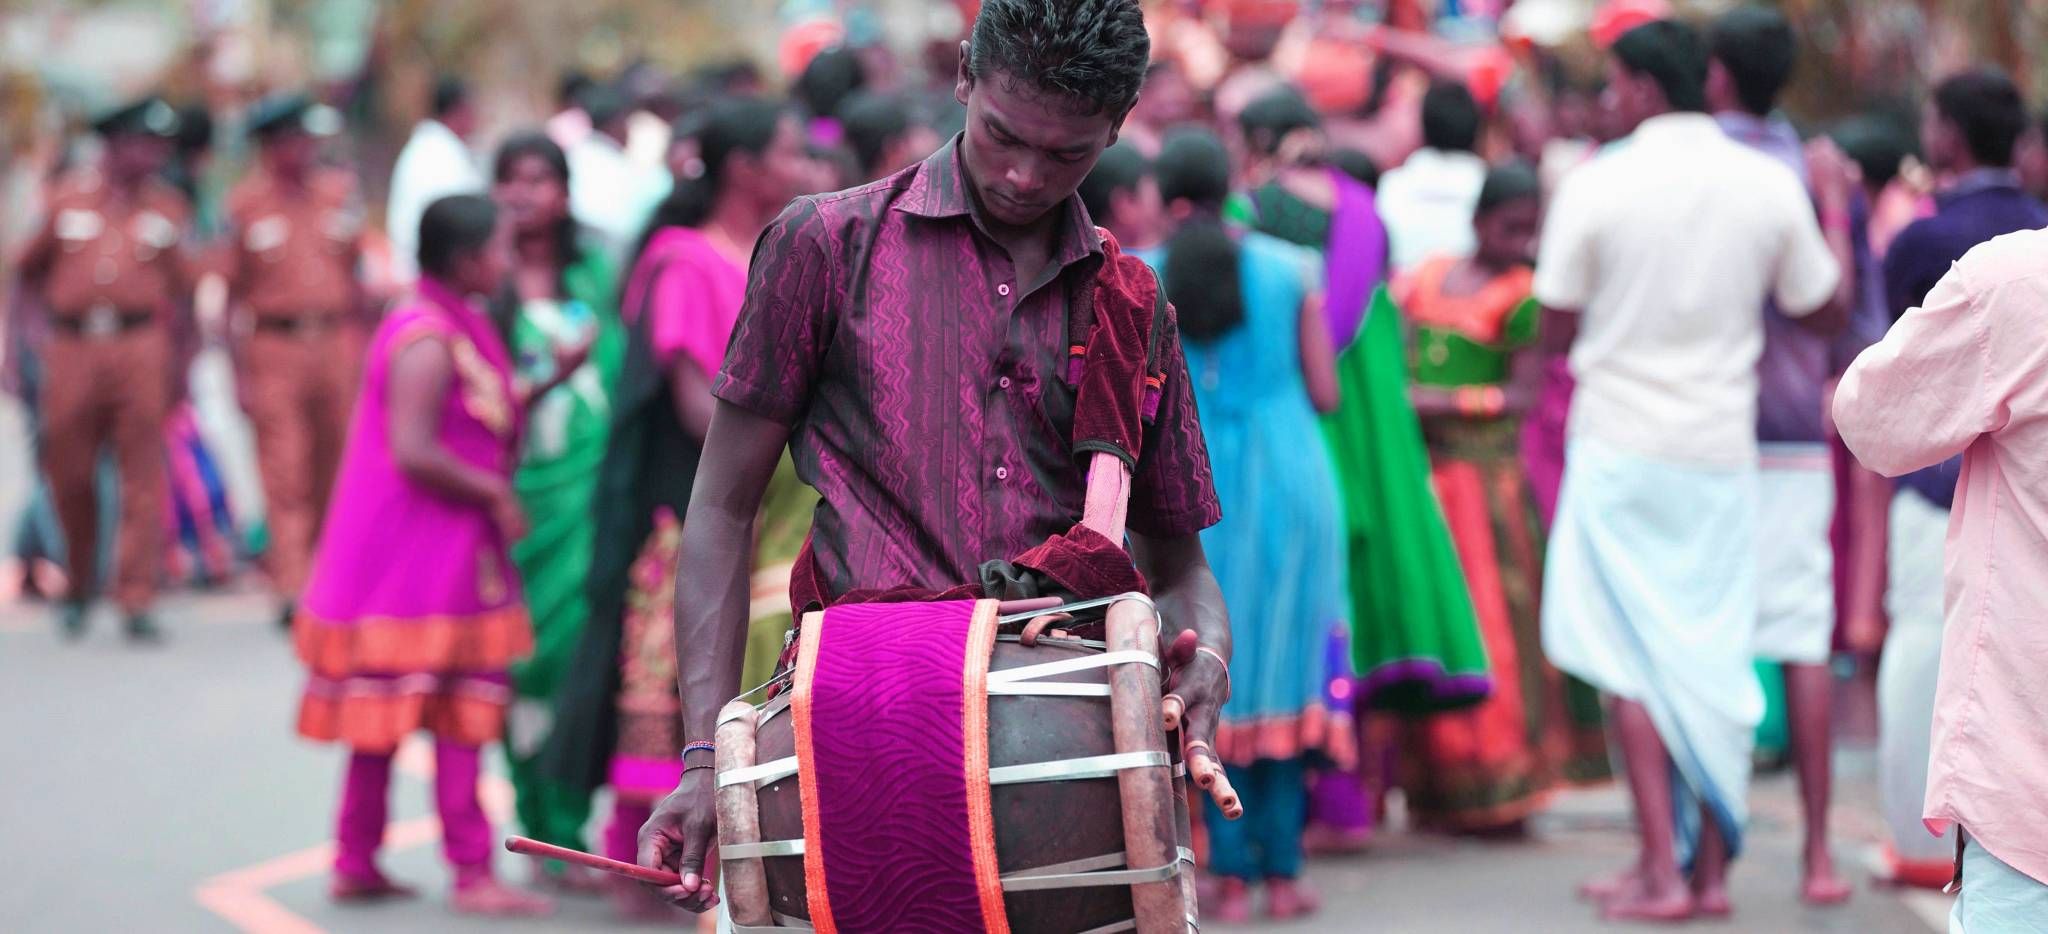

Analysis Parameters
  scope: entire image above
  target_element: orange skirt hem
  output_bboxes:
[294,606,534,677]
[1214,704,1356,769]
[1413,788,1558,833]
[297,689,510,751]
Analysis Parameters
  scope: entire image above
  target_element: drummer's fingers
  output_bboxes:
[1177,683,1243,817]
[675,818,716,899]
[1178,692,1220,772]
[1162,629,1199,678]
[1160,693,1185,731]
[1205,762,1244,819]
[1159,630,1198,695]
[1183,745,1243,818]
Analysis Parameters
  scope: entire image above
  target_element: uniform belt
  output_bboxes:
[253,314,346,336]
[52,305,154,338]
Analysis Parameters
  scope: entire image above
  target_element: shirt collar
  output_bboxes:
[1938,167,2024,206]
[896,134,1104,266]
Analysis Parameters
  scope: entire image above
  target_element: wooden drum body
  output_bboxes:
[716,594,1198,934]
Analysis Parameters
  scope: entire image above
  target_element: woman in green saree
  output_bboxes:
[1234,88,1492,850]
[491,132,626,888]
[537,99,813,920]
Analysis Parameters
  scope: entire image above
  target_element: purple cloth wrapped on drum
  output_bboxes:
[794,599,1006,932]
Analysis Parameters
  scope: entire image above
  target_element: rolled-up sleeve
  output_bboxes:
[1129,303,1222,538]
[1834,256,1993,476]
[712,197,836,424]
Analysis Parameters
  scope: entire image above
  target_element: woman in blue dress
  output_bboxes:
[1133,128,1346,923]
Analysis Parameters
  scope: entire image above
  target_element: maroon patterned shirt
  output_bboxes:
[715,139,1220,599]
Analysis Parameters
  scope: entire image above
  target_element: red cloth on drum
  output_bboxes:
[1069,230,1169,472]
[792,599,1007,933]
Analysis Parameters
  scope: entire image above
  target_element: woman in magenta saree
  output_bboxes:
[294,195,581,916]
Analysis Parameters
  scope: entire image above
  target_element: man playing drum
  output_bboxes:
[636,0,1235,914]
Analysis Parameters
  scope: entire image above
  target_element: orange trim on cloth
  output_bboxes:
[296,683,511,751]
[1396,257,1535,343]
[1213,703,1355,769]
[293,606,533,678]
[792,609,837,934]
[960,600,1010,934]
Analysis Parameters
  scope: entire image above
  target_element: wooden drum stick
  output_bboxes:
[505,837,681,886]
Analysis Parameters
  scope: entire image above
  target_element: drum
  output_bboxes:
[715,594,1198,933]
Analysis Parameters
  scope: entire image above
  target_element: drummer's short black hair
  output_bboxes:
[967,0,1150,117]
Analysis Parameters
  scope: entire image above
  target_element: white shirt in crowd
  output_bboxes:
[385,118,484,281]
[568,131,667,265]
[1375,145,1488,273]
[1532,112,1839,467]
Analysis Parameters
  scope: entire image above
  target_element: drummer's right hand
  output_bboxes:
[639,769,720,912]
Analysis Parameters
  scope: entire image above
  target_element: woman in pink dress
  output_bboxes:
[293,194,585,916]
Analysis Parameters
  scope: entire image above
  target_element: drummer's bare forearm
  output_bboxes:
[1130,531,1231,660]
[673,400,792,745]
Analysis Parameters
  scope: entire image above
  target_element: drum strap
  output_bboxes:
[998,846,1196,893]
[989,750,1169,785]
[723,749,1169,791]
[984,648,1158,683]
[722,844,1196,896]
[729,906,1176,934]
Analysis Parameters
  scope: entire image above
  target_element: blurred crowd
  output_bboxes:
[6,0,2048,927]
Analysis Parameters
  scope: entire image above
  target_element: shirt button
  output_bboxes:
[998,376,1012,389]
[995,467,1009,481]
[997,283,1011,297]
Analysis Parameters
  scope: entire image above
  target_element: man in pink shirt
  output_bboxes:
[1835,226,2048,929]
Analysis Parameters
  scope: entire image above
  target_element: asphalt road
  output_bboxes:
[0,588,1949,934]
[0,394,1950,933]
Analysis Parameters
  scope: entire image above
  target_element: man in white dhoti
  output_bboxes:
[1532,18,1848,923]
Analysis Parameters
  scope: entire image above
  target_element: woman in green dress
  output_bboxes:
[490,132,626,887]
[1395,165,1607,833]
[535,99,813,920]
[1237,87,1489,715]
[1234,88,1492,849]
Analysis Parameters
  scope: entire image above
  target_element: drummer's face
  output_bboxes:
[956,48,1122,230]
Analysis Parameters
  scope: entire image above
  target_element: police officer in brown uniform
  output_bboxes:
[14,96,191,640]
[222,94,363,627]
